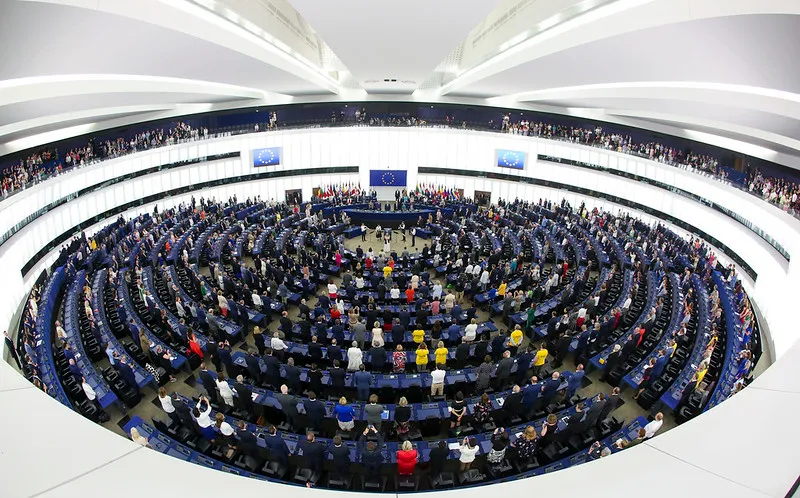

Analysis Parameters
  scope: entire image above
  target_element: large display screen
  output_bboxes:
[496,149,526,170]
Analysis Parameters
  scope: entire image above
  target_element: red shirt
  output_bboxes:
[405,288,415,303]
[396,449,418,475]
[330,308,341,320]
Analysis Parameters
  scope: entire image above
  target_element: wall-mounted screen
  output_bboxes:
[369,169,408,186]
[496,149,526,170]
[253,147,282,167]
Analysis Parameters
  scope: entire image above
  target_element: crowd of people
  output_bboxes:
[0,121,203,198]
[2,106,798,218]
[8,184,760,490]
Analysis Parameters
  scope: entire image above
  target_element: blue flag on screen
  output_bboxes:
[369,170,408,186]
[253,147,281,167]
[497,149,525,170]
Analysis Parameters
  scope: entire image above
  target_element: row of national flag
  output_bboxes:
[413,183,462,199]
[316,183,362,199]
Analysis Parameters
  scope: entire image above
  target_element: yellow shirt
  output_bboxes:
[498,282,507,297]
[412,329,425,343]
[383,266,392,278]
[510,329,523,346]
[696,367,708,387]
[416,348,429,365]
[435,347,448,365]
[534,349,548,367]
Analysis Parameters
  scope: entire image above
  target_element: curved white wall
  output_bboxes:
[2,127,799,498]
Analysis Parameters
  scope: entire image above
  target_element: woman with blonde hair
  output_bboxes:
[510,425,538,459]
[396,440,418,475]
[157,387,179,425]
[334,396,356,431]
[371,321,385,348]
[130,427,152,448]
[394,396,411,437]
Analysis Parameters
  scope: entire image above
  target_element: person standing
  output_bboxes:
[364,394,385,431]
[4,331,21,369]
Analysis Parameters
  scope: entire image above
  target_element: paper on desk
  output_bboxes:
[448,442,461,450]
[496,397,504,406]
[251,392,259,401]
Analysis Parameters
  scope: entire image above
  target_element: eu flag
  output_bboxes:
[253,147,281,167]
[369,170,407,186]
[496,149,525,170]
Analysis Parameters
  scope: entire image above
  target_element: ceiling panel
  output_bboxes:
[0,1,324,96]
[0,93,237,127]
[290,0,498,88]
[455,14,800,97]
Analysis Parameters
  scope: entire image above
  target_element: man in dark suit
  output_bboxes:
[354,364,372,401]
[328,435,351,477]
[562,403,586,438]
[284,358,302,394]
[428,440,449,477]
[304,391,326,432]
[538,371,562,409]
[358,425,385,481]
[307,336,323,362]
[276,385,299,429]
[244,349,263,386]
[329,359,346,391]
[297,431,325,476]
[205,339,221,371]
[584,393,607,428]
[391,320,405,345]
[497,384,523,425]
[495,350,514,390]
[455,341,471,368]
[264,425,289,467]
[262,348,280,388]
[235,420,260,458]
[218,341,236,377]
[515,346,535,385]
[234,375,255,417]
[327,339,343,363]
[198,363,219,403]
[597,387,621,427]
[600,344,622,383]
[368,343,386,372]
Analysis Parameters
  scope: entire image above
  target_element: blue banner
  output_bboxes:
[369,169,408,186]
[253,147,281,167]
[496,149,526,170]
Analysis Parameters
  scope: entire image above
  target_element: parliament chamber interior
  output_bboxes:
[1,1,798,497]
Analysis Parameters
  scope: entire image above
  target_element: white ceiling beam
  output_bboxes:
[21,0,342,94]
[439,0,800,96]
[0,74,277,107]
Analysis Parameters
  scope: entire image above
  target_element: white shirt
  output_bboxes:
[347,347,363,370]
[159,394,175,413]
[195,401,213,428]
[82,381,96,401]
[217,379,236,400]
[218,421,235,436]
[430,369,446,384]
[390,288,400,299]
[464,323,478,341]
[459,444,479,463]
[644,419,663,438]
[480,270,489,284]
[432,284,443,298]
[271,337,288,351]
[327,283,338,295]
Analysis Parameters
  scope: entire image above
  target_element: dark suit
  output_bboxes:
[585,399,606,427]
[262,354,280,387]
[329,442,351,476]
[330,366,346,390]
[299,439,325,474]
[264,433,289,466]
[304,398,326,431]
[276,393,299,428]
[244,354,262,385]
[327,345,343,363]
[236,428,259,457]
[198,369,218,403]
[234,381,254,415]
[285,364,302,394]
